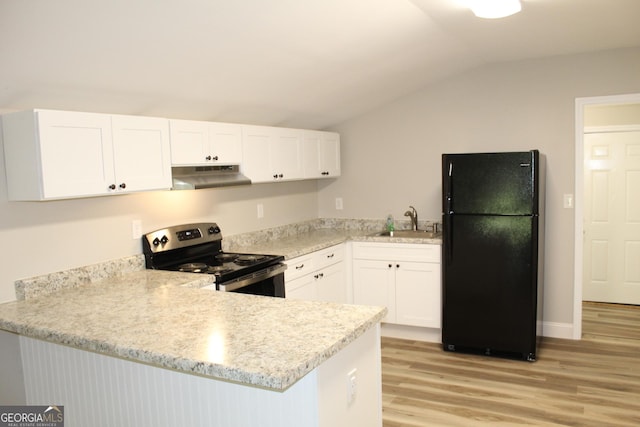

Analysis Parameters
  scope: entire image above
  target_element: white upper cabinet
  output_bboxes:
[110,115,172,193]
[1,110,171,200]
[302,130,340,178]
[169,120,242,165]
[241,125,303,183]
[2,109,341,200]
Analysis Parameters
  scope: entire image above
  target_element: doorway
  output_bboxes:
[574,93,640,339]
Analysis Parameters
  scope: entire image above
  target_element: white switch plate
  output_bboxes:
[335,197,343,210]
[257,203,264,218]
[563,194,574,209]
[131,220,142,239]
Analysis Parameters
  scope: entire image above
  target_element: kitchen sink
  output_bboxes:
[374,230,441,239]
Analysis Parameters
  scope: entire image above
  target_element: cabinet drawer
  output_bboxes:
[352,242,440,263]
[284,253,315,281]
[314,244,345,270]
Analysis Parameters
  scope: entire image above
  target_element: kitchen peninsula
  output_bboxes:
[0,263,386,427]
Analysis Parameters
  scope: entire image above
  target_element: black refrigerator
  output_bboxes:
[441,150,544,361]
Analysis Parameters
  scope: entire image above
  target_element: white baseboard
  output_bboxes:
[542,321,576,340]
[381,321,577,343]
[381,323,441,343]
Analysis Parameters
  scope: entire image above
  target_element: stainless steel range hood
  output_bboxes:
[171,165,251,190]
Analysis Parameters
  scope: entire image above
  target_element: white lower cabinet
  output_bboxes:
[352,242,441,328]
[285,244,346,303]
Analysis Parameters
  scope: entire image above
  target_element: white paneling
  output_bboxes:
[20,336,318,427]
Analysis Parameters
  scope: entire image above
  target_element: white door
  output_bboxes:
[583,129,640,304]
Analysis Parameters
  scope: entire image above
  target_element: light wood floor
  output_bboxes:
[381,302,640,426]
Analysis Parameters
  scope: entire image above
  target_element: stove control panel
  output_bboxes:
[177,228,202,241]
[142,222,223,254]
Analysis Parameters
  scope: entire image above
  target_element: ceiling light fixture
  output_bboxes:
[465,0,522,19]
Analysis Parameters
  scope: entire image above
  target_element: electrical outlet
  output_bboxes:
[335,197,343,210]
[131,220,142,239]
[347,368,357,405]
[257,203,264,218]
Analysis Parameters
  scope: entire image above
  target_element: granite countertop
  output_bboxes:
[0,269,386,391]
[225,218,442,260]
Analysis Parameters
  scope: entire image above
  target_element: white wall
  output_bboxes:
[319,47,640,328]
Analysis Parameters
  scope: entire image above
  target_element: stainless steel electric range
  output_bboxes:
[142,222,286,297]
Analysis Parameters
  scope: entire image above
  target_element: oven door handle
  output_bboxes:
[217,263,287,292]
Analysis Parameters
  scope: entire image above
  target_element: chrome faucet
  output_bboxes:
[404,206,418,231]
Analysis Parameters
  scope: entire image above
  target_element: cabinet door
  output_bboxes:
[316,262,346,304]
[111,115,172,192]
[242,125,274,182]
[36,110,115,198]
[169,119,208,165]
[242,125,303,182]
[319,132,340,177]
[270,127,303,181]
[302,131,340,178]
[209,122,242,164]
[395,261,441,328]
[353,260,395,323]
[286,274,316,301]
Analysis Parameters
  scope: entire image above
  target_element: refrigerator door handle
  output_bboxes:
[445,215,453,263]
[445,161,453,214]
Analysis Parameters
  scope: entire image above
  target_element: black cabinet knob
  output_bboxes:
[119,183,126,189]
[205,155,212,161]
[108,184,116,190]
[212,155,219,161]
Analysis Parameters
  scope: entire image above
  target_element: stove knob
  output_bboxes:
[152,237,161,246]
[208,226,221,234]
[160,235,169,244]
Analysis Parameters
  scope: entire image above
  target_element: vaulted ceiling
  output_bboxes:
[1,0,639,128]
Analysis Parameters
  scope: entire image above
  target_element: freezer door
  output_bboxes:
[442,214,539,357]
[443,151,539,215]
